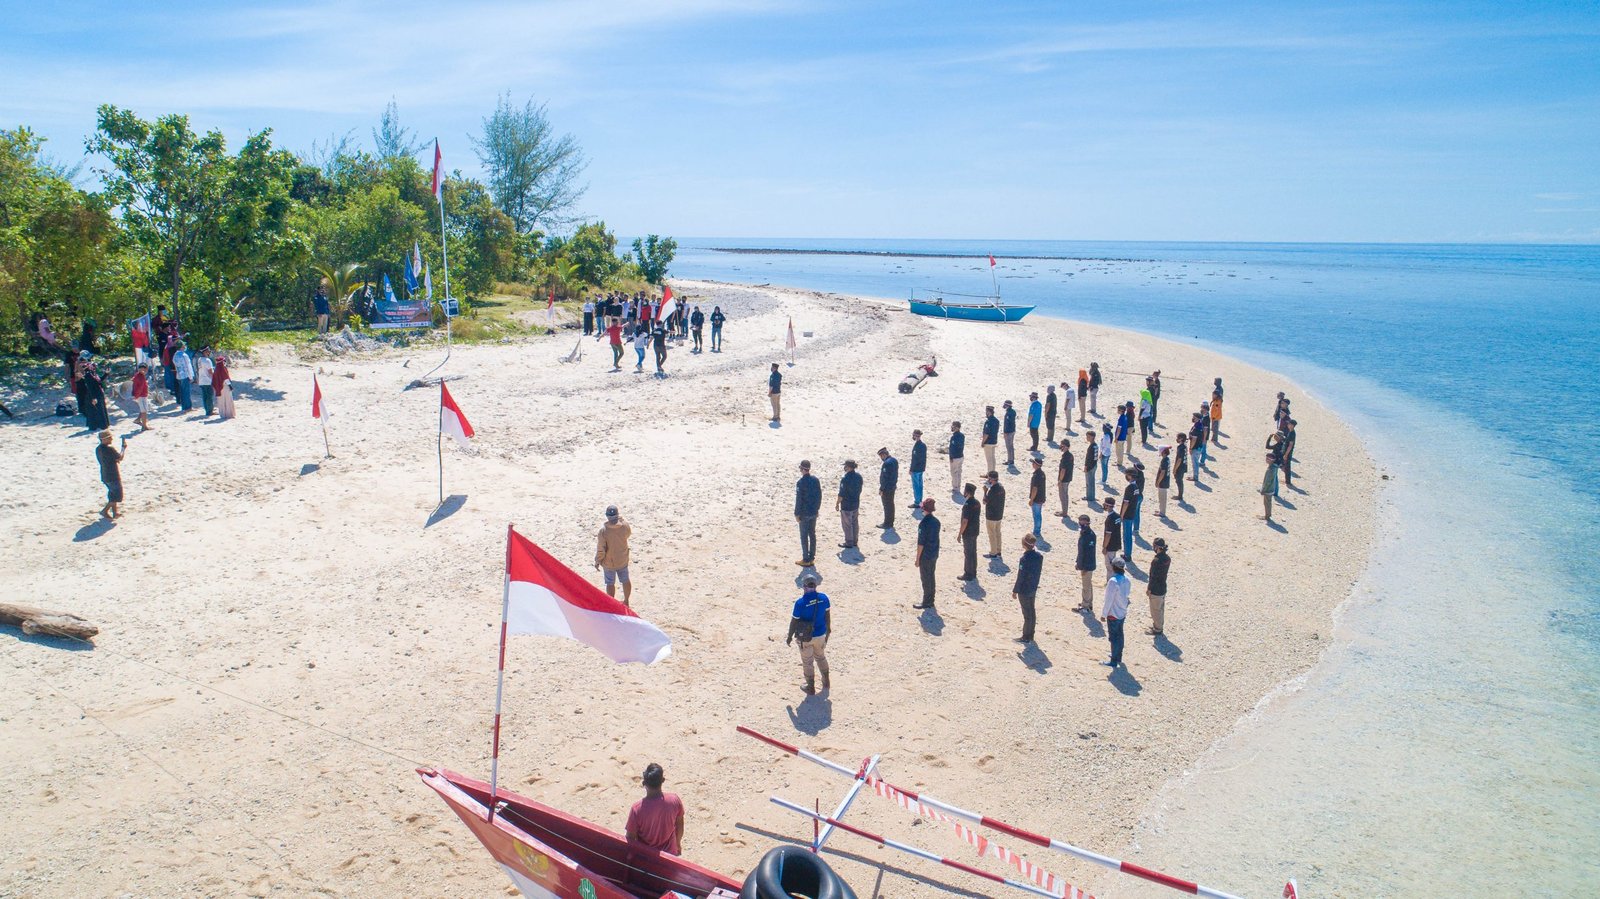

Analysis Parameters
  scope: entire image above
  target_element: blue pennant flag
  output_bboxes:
[382,273,397,304]
[403,251,419,294]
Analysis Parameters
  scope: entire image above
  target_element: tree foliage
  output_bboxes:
[631,234,677,284]
[472,93,587,233]
[372,99,425,162]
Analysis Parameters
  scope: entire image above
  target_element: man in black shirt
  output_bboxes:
[956,483,979,581]
[689,306,705,352]
[876,447,898,529]
[908,429,927,510]
[981,406,999,474]
[768,363,782,423]
[1074,515,1097,611]
[836,460,863,550]
[1013,533,1043,643]
[1057,441,1075,518]
[95,429,127,519]
[1028,457,1046,537]
[794,460,821,566]
[1101,497,1122,577]
[948,422,965,498]
[1146,538,1171,635]
[1044,385,1058,445]
[1001,400,1018,467]
[982,472,1005,559]
[913,499,940,609]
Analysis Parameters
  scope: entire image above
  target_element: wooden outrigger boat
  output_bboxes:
[908,288,1035,322]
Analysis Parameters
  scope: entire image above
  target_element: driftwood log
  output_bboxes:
[0,603,99,641]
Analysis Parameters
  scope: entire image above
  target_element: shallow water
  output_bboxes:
[673,239,1600,894]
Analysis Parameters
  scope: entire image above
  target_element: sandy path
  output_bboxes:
[0,282,1373,898]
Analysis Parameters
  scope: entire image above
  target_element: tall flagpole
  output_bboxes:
[489,523,513,824]
[437,383,445,507]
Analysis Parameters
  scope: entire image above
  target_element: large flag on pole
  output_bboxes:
[503,526,672,664]
[440,382,474,448]
[431,140,443,200]
[655,284,679,323]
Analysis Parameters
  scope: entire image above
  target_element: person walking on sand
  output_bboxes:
[1074,514,1097,611]
[1002,400,1018,466]
[913,499,940,609]
[768,363,782,423]
[130,363,152,432]
[1083,431,1099,504]
[1101,556,1131,668]
[908,429,926,510]
[1044,385,1058,445]
[876,447,898,530]
[1260,452,1280,521]
[1057,439,1075,518]
[1210,390,1224,444]
[710,305,726,351]
[690,306,705,353]
[1098,424,1113,486]
[632,324,649,372]
[1013,533,1043,644]
[788,575,831,694]
[948,422,965,497]
[95,430,127,519]
[1145,538,1170,636]
[982,471,1006,559]
[652,322,668,375]
[195,348,216,417]
[1088,363,1102,415]
[626,764,684,856]
[1102,497,1122,575]
[795,460,822,566]
[836,459,863,550]
[981,406,1000,474]
[1027,392,1043,453]
[594,505,634,607]
[607,318,624,370]
[1028,457,1046,537]
[957,483,980,581]
[1155,446,1172,518]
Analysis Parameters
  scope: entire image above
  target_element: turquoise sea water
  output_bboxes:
[672,239,1600,894]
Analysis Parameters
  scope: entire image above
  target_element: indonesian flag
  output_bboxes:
[440,382,474,448]
[988,254,997,267]
[431,139,443,199]
[655,284,678,322]
[312,375,329,420]
[504,527,671,664]
[785,317,797,351]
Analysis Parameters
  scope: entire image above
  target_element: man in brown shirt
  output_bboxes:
[594,505,633,606]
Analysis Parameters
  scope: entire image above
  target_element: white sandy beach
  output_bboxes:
[0,282,1375,898]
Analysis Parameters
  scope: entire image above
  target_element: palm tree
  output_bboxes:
[311,262,365,319]
[546,255,581,301]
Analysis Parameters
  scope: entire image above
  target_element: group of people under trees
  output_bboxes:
[582,290,729,376]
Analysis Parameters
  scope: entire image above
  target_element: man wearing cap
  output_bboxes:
[1101,556,1131,668]
[788,575,831,694]
[1002,400,1018,466]
[626,763,684,855]
[1027,392,1043,453]
[876,447,898,530]
[947,422,965,497]
[768,363,782,423]
[594,506,634,607]
[836,459,863,550]
[1146,538,1171,636]
[1074,514,1097,611]
[795,461,821,566]
[1028,457,1046,537]
[981,407,999,474]
[913,499,940,609]
[982,471,1005,559]
[1013,534,1043,644]
[907,429,926,510]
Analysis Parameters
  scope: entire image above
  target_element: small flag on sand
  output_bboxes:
[503,526,672,665]
[312,375,328,420]
[440,382,474,448]
[786,317,797,362]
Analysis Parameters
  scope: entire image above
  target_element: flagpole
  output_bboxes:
[321,415,331,459]
[437,383,445,508]
[989,254,1000,300]
[489,523,513,824]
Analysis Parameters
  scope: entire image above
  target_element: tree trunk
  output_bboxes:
[0,603,100,642]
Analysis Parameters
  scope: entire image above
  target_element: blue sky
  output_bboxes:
[4,0,1598,242]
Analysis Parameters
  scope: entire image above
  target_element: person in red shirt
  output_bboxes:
[625,763,684,855]
[606,319,624,371]
[131,364,152,431]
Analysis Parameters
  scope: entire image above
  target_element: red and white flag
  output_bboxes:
[655,284,678,322]
[431,140,443,200]
[312,375,329,420]
[503,527,671,664]
[440,382,474,448]
[988,254,997,267]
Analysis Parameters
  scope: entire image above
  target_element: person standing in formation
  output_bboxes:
[876,447,898,530]
[1027,392,1043,453]
[1101,497,1123,575]
[1074,514,1097,611]
[690,306,705,353]
[195,348,216,417]
[1155,445,1172,518]
[1101,557,1131,669]
[594,505,634,607]
[1028,457,1046,537]
[1056,438,1074,519]
[913,499,940,610]
[1002,400,1018,467]
[1076,369,1089,425]
[908,429,926,510]
[1190,411,1208,475]
[1145,538,1171,636]
[836,459,862,551]
[1098,424,1113,487]
[1083,430,1099,504]
[1280,418,1297,488]
[1013,533,1043,644]
[1120,467,1141,562]
[948,422,965,497]
[1210,390,1224,444]
[788,575,831,695]
[1174,439,1189,504]
[982,471,1006,559]
[1259,452,1280,522]
[1113,402,1130,469]
[981,405,1000,474]
[1061,379,1077,436]
[95,430,127,520]
[1149,371,1162,424]
[709,306,726,351]
[794,460,821,566]
[768,363,782,423]
[1043,385,1058,445]
[1138,387,1154,446]
[1088,363,1102,415]
[581,298,594,335]
[957,483,980,581]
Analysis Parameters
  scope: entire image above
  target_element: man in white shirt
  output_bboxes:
[581,300,595,335]
[195,348,216,416]
[172,342,195,412]
[1100,556,1131,668]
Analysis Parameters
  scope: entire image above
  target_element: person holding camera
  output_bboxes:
[787,575,831,695]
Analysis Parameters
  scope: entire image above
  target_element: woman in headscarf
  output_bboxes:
[213,353,236,420]
[78,354,110,431]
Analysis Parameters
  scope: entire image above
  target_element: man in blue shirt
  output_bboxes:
[947,422,965,498]
[907,429,926,510]
[1114,403,1131,470]
[1027,392,1043,453]
[876,447,898,530]
[836,459,863,550]
[788,576,831,694]
[913,499,940,610]
[981,406,999,475]
[1013,533,1043,643]
[794,460,821,566]
[768,363,782,424]
[1002,400,1018,467]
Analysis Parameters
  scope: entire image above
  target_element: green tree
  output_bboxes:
[630,235,677,285]
[472,93,587,233]
[564,221,619,287]
[310,261,364,318]
[373,99,425,163]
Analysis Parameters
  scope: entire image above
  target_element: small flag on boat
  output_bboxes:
[440,382,474,448]
[431,139,443,199]
[503,526,672,665]
[656,284,678,322]
[312,375,329,420]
